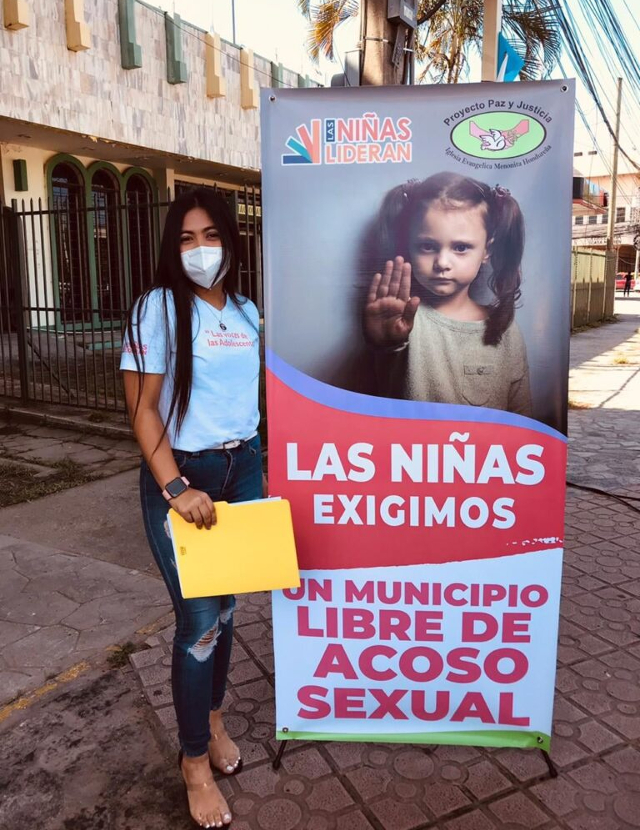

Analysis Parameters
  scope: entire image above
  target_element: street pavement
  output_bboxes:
[0,295,639,829]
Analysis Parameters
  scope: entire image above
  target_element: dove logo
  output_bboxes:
[451,112,546,160]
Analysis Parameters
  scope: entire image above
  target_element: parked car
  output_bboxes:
[616,272,636,291]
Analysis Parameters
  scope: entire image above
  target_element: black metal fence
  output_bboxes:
[0,186,262,412]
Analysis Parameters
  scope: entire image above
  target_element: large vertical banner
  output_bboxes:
[262,81,574,750]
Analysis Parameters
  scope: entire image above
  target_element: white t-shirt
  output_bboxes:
[120,288,260,451]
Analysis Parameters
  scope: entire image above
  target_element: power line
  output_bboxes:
[555,0,640,172]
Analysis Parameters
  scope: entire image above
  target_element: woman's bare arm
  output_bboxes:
[123,370,216,528]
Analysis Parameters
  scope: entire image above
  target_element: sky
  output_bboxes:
[153,0,640,180]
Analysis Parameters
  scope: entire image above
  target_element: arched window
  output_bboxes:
[51,162,90,322]
[125,173,155,299]
[91,168,124,320]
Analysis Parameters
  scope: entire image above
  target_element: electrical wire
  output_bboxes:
[556,0,640,171]
[566,481,640,515]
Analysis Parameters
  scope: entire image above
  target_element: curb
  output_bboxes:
[1,402,133,440]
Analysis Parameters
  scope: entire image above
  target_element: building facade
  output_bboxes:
[0,0,313,411]
[571,152,640,277]
[0,0,309,201]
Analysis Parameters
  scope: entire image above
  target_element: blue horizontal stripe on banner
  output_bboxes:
[282,155,311,165]
[266,348,567,443]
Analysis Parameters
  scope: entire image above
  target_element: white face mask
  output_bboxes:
[181,246,227,289]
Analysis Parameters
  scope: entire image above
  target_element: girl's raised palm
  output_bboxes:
[364,257,420,348]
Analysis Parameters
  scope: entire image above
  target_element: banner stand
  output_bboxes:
[262,80,576,773]
[271,740,558,778]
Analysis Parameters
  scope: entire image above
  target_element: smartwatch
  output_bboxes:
[162,475,190,502]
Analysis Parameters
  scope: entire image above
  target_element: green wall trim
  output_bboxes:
[118,0,143,69]
[271,61,284,89]
[165,12,187,84]
[13,159,28,191]
[277,730,551,752]
[45,155,159,330]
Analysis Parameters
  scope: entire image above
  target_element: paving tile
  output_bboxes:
[602,710,640,740]
[575,720,623,753]
[129,645,165,670]
[603,746,640,775]
[554,697,588,723]
[392,749,435,780]
[236,765,280,798]
[324,742,366,770]
[612,793,640,827]
[228,659,265,685]
[143,683,173,708]
[346,765,393,801]
[463,759,511,800]
[305,778,353,812]
[530,776,581,817]
[423,781,471,818]
[568,760,619,794]
[137,663,171,687]
[444,809,497,829]
[233,679,274,702]
[281,747,332,779]
[568,689,613,716]
[235,621,269,642]
[255,798,302,830]
[335,812,375,830]
[154,705,178,730]
[488,792,550,827]
[547,736,589,768]
[235,736,270,766]
[368,797,428,830]
[494,748,550,782]
[566,815,621,830]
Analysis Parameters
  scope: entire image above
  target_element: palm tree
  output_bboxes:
[297,0,561,84]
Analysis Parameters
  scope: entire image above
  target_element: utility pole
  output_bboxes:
[606,77,623,252]
[357,0,448,87]
[360,0,407,86]
[481,0,502,82]
[231,0,237,44]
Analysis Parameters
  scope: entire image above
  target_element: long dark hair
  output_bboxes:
[125,187,253,437]
[372,171,525,346]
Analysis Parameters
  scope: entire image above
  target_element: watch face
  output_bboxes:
[166,478,188,498]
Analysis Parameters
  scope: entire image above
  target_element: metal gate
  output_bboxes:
[0,186,262,412]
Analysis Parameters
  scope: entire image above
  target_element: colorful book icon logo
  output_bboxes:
[282,119,322,165]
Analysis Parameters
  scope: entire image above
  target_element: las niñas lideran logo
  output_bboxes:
[282,113,413,166]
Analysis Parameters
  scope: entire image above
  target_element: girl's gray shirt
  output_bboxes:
[374,303,532,416]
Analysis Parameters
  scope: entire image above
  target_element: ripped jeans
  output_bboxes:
[139,433,263,757]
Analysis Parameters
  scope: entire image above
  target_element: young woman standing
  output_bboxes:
[121,188,264,828]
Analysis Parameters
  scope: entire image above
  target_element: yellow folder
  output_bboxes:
[167,498,300,599]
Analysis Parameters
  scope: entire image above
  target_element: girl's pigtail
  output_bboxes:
[485,187,524,346]
[376,180,417,264]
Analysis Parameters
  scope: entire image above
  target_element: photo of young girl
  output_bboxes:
[362,171,532,416]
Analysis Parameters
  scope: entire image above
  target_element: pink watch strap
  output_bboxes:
[161,476,190,502]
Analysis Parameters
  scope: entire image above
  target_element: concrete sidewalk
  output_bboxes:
[0,420,171,703]
[0,296,639,829]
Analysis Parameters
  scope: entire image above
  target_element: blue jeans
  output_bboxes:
[139,434,263,756]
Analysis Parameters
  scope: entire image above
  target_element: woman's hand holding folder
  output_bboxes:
[170,488,217,530]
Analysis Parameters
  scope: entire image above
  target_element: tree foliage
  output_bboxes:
[298,0,562,82]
